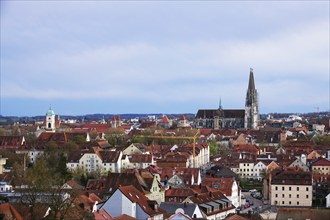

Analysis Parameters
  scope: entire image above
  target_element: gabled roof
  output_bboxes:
[129,154,153,163]
[160,115,170,123]
[117,185,163,216]
[201,177,235,196]
[99,151,121,163]
[93,209,113,219]
[104,170,157,196]
[165,188,195,198]
[271,170,312,185]
[312,158,330,166]
[196,110,245,119]
[0,136,25,148]
[74,193,102,212]
[187,190,228,204]
[225,214,249,220]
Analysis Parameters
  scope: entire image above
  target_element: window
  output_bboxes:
[306,195,309,199]
[275,186,278,190]
[282,194,285,198]
[282,201,284,205]
[297,194,299,198]
[289,194,291,198]
[289,201,291,205]
[289,187,291,191]
[297,201,300,205]
[275,194,278,198]
[306,187,309,191]
[282,186,285,190]
[297,187,299,191]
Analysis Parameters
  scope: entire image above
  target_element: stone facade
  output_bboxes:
[195,68,259,130]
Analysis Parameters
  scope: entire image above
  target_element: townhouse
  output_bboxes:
[128,154,154,169]
[184,190,236,220]
[92,169,165,204]
[67,147,122,173]
[201,177,240,208]
[311,158,330,174]
[98,185,164,220]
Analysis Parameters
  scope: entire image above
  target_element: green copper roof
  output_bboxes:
[46,108,55,116]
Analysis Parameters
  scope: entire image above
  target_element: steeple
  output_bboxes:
[248,68,255,92]
[244,68,259,129]
[218,97,223,110]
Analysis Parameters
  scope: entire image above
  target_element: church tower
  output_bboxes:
[244,68,259,129]
[45,107,56,132]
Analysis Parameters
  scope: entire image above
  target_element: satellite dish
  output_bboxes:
[175,208,185,214]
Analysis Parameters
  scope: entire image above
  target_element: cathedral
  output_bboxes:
[195,68,259,130]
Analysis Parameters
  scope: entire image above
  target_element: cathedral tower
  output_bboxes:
[244,68,259,129]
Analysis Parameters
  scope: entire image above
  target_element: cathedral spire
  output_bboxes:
[219,97,222,110]
[245,68,259,130]
[248,68,255,92]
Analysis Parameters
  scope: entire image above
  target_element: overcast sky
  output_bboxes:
[1,1,329,116]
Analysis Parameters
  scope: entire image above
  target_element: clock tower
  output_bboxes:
[45,107,56,132]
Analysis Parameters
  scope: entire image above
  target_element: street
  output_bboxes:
[239,192,268,214]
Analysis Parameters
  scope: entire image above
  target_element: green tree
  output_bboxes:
[64,141,79,154]
[10,161,25,187]
[208,141,217,156]
[56,153,72,181]
[72,135,86,144]
[0,128,7,136]
[17,157,78,220]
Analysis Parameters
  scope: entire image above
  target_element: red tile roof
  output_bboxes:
[0,203,23,220]
[312,158,330,166]
[201,177,235,196]
[271,170,312,185]
[225,214,249,220]
[165,188,195,198]
[118,185,163,216]
[160,115,170,123]
[129,154,153,163]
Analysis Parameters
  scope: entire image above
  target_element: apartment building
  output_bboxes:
[270,170,312,207]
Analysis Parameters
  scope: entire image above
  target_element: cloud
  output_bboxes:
[1,1,329,115]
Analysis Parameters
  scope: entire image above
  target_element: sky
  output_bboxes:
[1,1,329,117]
